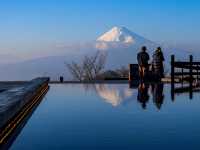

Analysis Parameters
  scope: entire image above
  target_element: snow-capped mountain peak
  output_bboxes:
[96,26,153,50]
[97,26,137,44]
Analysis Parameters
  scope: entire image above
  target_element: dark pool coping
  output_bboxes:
[49,77,174,84]
[0,77,49,147]
[50,81,129,84]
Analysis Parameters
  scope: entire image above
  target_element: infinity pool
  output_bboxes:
[10,83,200,150]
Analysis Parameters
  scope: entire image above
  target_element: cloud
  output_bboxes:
[95,42,109,50]
[95,41,133,50]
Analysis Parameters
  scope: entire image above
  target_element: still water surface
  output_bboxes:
[10,83,200,150]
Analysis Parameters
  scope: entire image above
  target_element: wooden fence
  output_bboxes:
[171,55,200,83]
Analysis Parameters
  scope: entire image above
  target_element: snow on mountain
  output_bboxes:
[97,26,136,44]
[96,26,156,50]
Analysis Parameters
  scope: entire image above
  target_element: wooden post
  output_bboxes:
[171,55,175,83]
[129,64,132,81]
[182,68,184,85]
[189,55,193,80]
[189,55,193,99]
[171,55,175,100]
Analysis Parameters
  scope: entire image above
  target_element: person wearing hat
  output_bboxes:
[152,47,165,80]
[137,46,150,81]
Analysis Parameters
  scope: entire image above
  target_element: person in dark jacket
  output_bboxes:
[137,46,150,81]
[152,47,165,79]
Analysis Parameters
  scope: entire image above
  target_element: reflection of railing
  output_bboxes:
[171,83,200,100]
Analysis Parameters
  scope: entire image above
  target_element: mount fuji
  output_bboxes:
[0,26,191,80]
[98,26,139,44]
[96,26,156,50]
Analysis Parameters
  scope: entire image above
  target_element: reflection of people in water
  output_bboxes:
[151,83,164,110]
[137,83,149,109]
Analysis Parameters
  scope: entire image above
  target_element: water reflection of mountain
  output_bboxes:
[92,83,165,110]
[95,84,135,107]
[82,83,165,109]
[82,83,200,110]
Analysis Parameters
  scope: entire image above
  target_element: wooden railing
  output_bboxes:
[171,55,200,83]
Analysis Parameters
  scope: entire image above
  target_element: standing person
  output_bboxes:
[152,47,165,79]
[137,46,150,81]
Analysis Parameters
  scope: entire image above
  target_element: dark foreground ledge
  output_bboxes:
[0,77,49,148]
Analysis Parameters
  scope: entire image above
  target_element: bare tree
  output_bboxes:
[66,62,84,81]
[66,51,107,81]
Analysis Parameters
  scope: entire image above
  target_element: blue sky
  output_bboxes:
[0,0,199,57]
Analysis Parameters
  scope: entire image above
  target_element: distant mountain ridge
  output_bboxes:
[0,26,192,80]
